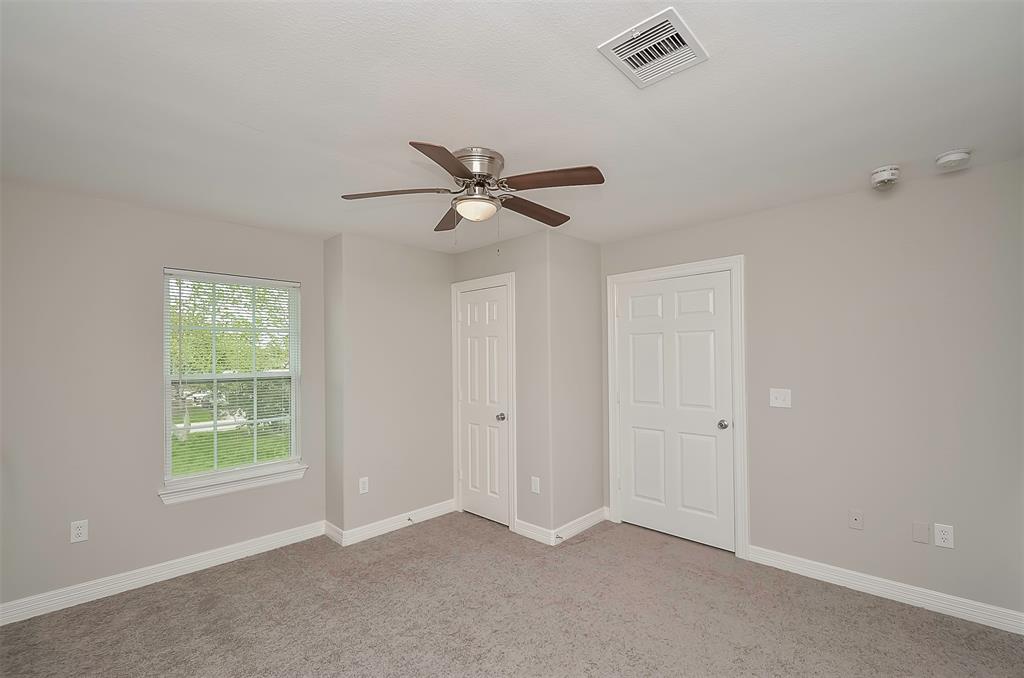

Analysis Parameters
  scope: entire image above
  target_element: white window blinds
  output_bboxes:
[164,269,301,479]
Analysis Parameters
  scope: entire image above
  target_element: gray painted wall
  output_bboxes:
[3,158,1020,613]
[1,181,327,602]
[601,159,1023,611]
[453,231,605,530]
[548,233,604,528]
[454,233,553,528]
[323,235,345,528]
[324,233,454,530]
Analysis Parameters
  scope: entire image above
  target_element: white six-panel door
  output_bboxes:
[615,270,736,550]
[457,284,510,525]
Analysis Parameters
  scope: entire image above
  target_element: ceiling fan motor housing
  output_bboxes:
[453,147,504,178]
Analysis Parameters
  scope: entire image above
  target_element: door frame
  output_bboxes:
[607,255,750,558]
[451,273,518,529]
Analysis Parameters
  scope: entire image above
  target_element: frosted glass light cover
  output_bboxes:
[455,198,498,221]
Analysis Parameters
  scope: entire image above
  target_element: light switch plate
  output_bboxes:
[358,477,369,495]
[912,522,930,544]
[769,388,792,408]
[530,476,541,494]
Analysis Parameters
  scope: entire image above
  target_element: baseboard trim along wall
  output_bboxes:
[6,506,1019,636]
[0,521,325,626]
[2,500,459,626]
[325,499,456,547]
[513,507,609,547]
[745,545,1024,635]
[512,519,556,545]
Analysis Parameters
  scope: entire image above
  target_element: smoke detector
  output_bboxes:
[871,165,900,191]
[935,149,971,172]
[598,8,709,89]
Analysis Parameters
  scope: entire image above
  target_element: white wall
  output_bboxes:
[602,159,1024,611]
[324,233,453,530]
[1,181,326,602]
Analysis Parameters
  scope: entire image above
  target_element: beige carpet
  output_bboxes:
[2,512,1021,677]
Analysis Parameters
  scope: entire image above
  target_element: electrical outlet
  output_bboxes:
[358,477,369,495]
[912,522,930,544]
[70,519,88,543]
[530,476,541,494]
[848,510,864,530]
[934,523,954,549]
[769,388,792,408]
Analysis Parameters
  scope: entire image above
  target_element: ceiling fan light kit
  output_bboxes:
[342,141,604,232]
[453,184,501,222]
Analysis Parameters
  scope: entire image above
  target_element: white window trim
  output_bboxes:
[158,459,308,504]
[160,268,304,504]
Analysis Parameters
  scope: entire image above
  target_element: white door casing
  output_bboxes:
[608,257,749,555]
[453,275,515,526]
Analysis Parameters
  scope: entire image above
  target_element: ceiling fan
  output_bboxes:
[342,141,605,232]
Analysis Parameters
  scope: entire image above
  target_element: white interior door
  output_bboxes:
[457,284,510,525]
[616,270,735,550]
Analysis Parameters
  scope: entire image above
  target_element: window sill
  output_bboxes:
[159,461,308,505]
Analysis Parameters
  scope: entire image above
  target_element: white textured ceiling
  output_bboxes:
[2,2,1022,252]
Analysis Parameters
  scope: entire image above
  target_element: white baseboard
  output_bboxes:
[2,500,457,627]
[0,521,325,626]
[328,498,456,547]
[323,519,344,545]
[555,507,609,543]
[514,507,609,546]
[10,509,1014,637]
[746,545,1024,635]
[513,519,557,545]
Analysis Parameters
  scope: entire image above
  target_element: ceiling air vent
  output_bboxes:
[598,7,709,89]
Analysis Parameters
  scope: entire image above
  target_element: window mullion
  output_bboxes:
[212,281,219,471]
[171,371,289,382]
[251,286,258,465]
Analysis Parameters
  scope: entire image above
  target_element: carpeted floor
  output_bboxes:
[2,513,1021,677]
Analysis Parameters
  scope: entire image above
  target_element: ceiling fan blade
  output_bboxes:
[501,196,570,227]
[502,165,604,191]
[342,187,452,200]
[434,206,462,232]
[409,141,474,180]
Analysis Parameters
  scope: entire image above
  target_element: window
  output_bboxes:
[159,269,306,504]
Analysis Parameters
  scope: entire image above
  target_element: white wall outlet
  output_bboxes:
[912,522,930,544]
[70,519,88,543]
[358,477,369,495]
[934,523,954,548]
[848,510,864,530]
[769,388,792,408]
[530,476,541,494]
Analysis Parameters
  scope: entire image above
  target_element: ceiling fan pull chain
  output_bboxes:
[496,211,501,256]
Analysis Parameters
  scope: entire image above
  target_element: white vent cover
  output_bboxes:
[598,8,709,89]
